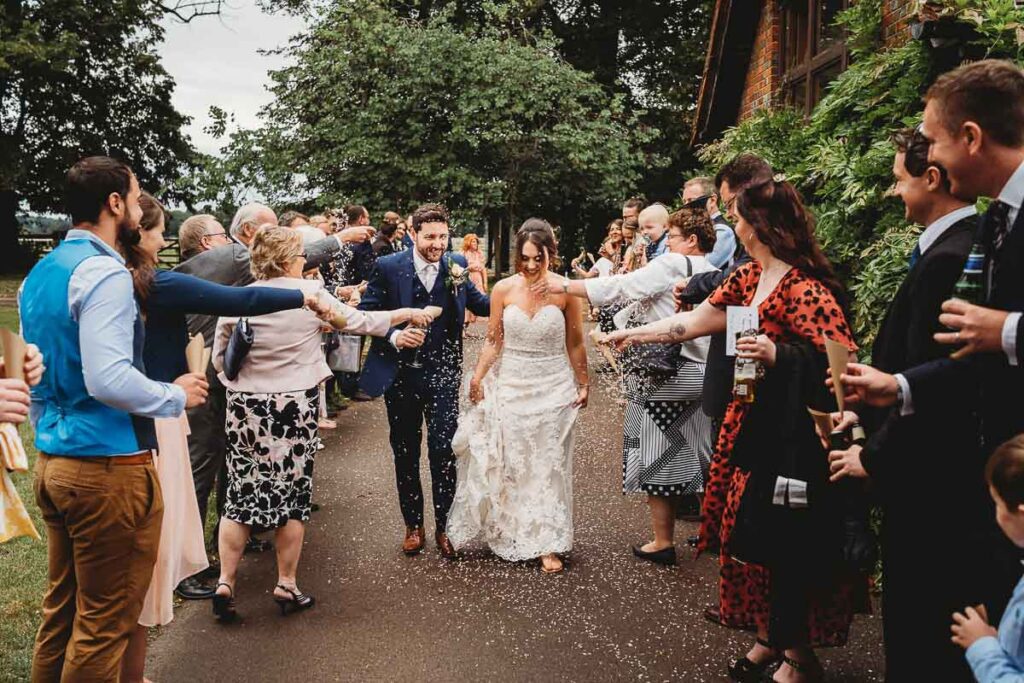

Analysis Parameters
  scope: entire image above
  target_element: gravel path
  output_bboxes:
[147,324,884,682]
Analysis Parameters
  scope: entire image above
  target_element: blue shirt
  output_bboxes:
[25,229,185,423]
[967,571,1024,682]
[708,214,738,269]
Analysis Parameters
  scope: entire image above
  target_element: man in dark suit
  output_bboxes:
[829,127,979,681]
[839,60,1024,679]
[171,202,374,598]
[359,203,490,558]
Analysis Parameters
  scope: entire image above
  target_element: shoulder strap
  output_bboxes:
[684,255,692,277]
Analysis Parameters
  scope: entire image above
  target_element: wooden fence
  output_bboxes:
[19,235,181,268]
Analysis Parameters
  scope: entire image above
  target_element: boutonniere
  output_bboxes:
[445,254,467,295]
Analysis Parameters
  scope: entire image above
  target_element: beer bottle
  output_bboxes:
[952,242,986,304]
[732,327,760,404]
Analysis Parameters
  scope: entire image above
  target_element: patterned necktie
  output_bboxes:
[989,200,1012,254]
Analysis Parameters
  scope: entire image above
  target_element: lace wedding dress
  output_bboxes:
[448,303,579,560]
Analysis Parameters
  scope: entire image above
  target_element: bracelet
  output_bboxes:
[578,382,590,388]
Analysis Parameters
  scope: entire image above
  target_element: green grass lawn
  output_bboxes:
[0,305,48,681]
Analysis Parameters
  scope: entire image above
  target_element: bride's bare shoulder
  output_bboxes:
[491,276,519,296]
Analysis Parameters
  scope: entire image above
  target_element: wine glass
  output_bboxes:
[407,305,443,369]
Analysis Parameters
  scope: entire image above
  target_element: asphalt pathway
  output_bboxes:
[147,323,884,682]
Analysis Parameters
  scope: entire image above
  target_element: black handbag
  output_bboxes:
[620,255,691,376]
[223,318,254,381]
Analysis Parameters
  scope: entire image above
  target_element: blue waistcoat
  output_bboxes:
[21,239,157,456]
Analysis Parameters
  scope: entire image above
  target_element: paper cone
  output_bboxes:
[806,408,834,439]
[824,336,850,413]
[185,334,206,375]
[201,347,212,374]
[0,329,26,381]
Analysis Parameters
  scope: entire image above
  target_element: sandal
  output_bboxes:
[728,638,779,682]
[274,584,316,615]
[765,655,824,683]
[540,555,564,574]
[211,582,238,623]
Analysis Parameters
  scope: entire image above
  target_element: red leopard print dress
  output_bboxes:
[698,262,870,647]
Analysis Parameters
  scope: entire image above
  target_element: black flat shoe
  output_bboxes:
[212,582,238,623]
[728,638,779,682]
[631,544,677,565]
[274,584,316,616]
[175,576,215,600]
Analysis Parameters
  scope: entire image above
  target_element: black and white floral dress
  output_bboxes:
[223,386,320,528]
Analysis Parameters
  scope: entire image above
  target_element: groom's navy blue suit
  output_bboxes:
[359,249,490,531]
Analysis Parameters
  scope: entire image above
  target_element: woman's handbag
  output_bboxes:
[327,333,362,373]
[223,318,254,381]
[619,255,691,376]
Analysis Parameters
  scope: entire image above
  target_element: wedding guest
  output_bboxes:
[359,203,491,558]
[210,226,430,621]
[120,194,321,682]
[373,212,403,258]
[952,435,1024,682]
[607,176,869,682]
[279,210,309,228]
[574,239,619,280]
[619,217,642,273]
[622,197,645,222]
[334,204,378,402]
[461,233,488,324]
[394,219,409,251]
[827,127,981,682]
[178,214,230,261]
[541,207,718,564]
[173,202,373,598]
[683,176,738,269]
[638,203,670,262]
[309,214,331,236]
[22,156,208,682]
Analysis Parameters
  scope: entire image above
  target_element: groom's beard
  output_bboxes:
[117,219,141,249]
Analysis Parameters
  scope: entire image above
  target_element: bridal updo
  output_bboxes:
[514,218,561,271]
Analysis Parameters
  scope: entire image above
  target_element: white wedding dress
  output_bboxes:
[447,303,579,560]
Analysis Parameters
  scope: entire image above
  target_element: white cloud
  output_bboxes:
[158,2,306,155]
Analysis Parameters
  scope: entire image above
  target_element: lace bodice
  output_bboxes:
[502,304,566,359]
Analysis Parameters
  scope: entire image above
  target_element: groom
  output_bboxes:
[360,203,490,557]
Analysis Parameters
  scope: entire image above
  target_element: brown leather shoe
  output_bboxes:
[435,531,457,559]
[402,526,425,555]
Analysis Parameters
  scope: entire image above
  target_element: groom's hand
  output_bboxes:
[395,328,427,349]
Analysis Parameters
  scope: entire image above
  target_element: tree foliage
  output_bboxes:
[203,0,654,254]
[0,0,202,271]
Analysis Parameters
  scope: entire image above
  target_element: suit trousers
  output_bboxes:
[31,453,163,683]
[186,359,227,535]
[384,369,459,530]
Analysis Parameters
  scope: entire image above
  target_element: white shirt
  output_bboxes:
[590,257,615,278]
[389,248,439,349]
[585,252,718,364]
[917,205,977,255]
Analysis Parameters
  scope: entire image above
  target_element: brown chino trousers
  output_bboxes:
[31,453,163,683]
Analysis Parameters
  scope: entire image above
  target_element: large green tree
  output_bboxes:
[0,0,204,271]
[205,0,654,265]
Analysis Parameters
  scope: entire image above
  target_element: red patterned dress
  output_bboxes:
[698,262,869,647]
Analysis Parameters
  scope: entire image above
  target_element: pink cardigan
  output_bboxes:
[213,277,391,394]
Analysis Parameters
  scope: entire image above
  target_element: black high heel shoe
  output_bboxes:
[274,584,316,616]
[211,582,238,623]
[631,544,677,566]
[728,638,779,682]
[761,655,824,683]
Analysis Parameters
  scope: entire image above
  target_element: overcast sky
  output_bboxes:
[159,2,306,155]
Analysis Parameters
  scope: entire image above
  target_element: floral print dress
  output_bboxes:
[698,262,869,647]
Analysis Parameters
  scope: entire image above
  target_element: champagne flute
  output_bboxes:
[407,305,443,369]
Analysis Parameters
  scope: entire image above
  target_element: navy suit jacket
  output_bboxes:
[358,250,490,397]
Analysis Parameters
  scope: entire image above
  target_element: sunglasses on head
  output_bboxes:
[683,194,714,209]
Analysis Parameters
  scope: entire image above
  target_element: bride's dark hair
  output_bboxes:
[514,218,560,272]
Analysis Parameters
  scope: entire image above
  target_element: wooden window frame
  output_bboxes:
[779,0,849,115]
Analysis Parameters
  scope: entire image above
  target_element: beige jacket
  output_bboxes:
[213,277,391,394]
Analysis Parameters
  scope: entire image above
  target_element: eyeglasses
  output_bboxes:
[204,231,227,238]
[682,194,713,209]
[667,232,687,242]
[295,252,307,260]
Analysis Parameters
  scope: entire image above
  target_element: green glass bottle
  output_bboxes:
[953,242,986,304]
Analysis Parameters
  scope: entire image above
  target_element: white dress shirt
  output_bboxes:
[389,248,438,349]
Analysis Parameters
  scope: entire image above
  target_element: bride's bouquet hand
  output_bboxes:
[572,385,589,409]
[469,376,485,404]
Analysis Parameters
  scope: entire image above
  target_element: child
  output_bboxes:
[951,434,1024,681]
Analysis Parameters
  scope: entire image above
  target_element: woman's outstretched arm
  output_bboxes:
[605,300,726,348]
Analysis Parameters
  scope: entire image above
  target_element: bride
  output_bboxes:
[447,219,590,574]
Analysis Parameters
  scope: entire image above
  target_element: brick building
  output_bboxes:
[692,1,918,145]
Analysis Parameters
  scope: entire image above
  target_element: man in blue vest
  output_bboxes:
[21,156,208,682]
[359,203,490,558]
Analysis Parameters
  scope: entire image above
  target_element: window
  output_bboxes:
[781,0,848,114]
